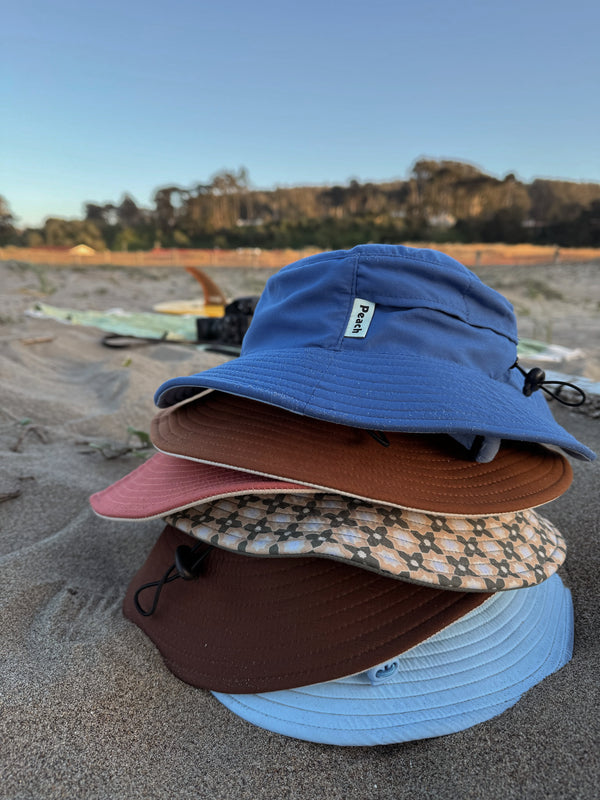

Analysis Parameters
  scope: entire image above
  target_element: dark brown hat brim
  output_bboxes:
[123,525,489,693]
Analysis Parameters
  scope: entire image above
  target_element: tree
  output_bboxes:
[42,217,105,249]
[153,186,189,234]
[480,207,528,244]
[117,195,146,228]
[0,195,17,245]
[85,202,117,226]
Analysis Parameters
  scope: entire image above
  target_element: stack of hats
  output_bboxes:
[91,244,595,746]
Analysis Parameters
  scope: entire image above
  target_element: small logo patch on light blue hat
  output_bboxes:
[344,298,376,338]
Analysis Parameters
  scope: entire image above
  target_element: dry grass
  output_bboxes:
[2,242,600,269]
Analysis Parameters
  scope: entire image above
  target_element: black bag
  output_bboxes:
[195,296,260,346]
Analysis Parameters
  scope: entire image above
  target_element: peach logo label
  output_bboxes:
[344,298,375,338]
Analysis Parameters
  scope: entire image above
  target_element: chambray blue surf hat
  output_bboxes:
[212,572,573,746]
[154,245,594,461]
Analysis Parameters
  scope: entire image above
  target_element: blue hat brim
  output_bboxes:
[155,349,595,461]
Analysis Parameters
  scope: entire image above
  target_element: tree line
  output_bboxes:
[2,160,600,251]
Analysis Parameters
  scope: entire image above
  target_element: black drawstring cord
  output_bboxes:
[469,435,486,459]
[512,359,587,407]
[367,430,390,447]
[133,543,213,617]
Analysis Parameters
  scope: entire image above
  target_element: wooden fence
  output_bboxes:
[1,244,600,269]
[0,247,317,269]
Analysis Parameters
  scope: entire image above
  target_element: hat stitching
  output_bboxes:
[154,451,565,513]
[333,250,361,350]
[144,588,475,679]
[154,431,569,504]
[149,597,476,682]
[214,630,562,728]
[159,450,564,500]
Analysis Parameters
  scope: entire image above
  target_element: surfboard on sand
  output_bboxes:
[152,299,225,316]
[152,267,227,316]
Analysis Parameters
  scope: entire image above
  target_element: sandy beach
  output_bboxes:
[1,256,599,799]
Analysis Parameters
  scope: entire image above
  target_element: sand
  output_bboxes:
[1,258,599,800]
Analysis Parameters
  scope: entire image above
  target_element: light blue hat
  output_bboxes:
[212,573,573,745]
[154,245,594,460]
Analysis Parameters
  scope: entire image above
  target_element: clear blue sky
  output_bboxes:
[2,0,599,227]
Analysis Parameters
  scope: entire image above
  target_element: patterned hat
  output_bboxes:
[151,391,573,515]
[123,525,489,693]
[212,573,573,745]
[166,492,566,592]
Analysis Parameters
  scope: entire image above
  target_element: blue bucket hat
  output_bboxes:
[155,245,594,461]
[212,572,573,746]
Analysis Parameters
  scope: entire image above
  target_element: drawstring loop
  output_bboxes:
[367,430,390,447]
[512,359,587,407]
[134,543,213,617]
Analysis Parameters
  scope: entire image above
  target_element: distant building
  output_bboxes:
[68,244,96,256]
[427,213,456,228]
[236,217,265,227]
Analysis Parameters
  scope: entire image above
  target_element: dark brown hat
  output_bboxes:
[150,391,572,515]
[123,525,489,692]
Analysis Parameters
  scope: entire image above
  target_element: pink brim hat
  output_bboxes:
[90,452,311,520]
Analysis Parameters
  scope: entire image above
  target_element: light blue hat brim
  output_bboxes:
[212,573,573,745]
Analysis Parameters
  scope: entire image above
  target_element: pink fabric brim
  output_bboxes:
[89,452,310,520]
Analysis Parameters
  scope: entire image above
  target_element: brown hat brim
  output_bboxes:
[150,391,572,515]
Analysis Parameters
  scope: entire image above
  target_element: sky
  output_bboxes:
[2,0,600,228]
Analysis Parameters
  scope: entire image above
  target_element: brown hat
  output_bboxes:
[151,391,572,515]
[123,525,489,692]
